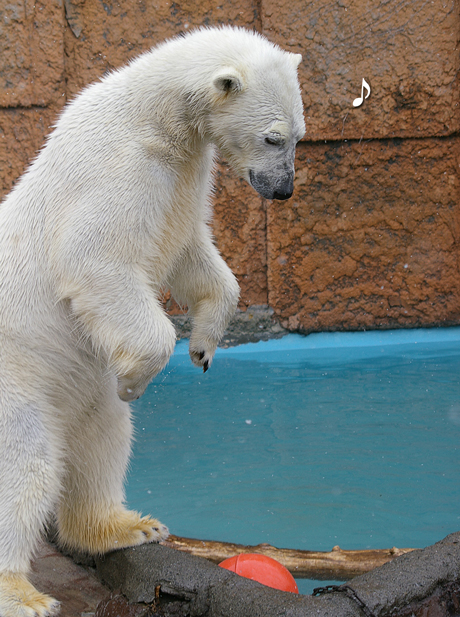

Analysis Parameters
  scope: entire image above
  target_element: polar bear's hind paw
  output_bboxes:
[0,573,60,617]
[58,508,169,554]
[134,515,170,544]
[98,511,169,552]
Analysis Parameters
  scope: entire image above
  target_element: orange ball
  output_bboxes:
[219,553,299,593]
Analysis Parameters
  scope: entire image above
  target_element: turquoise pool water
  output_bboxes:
[126,327,460,594]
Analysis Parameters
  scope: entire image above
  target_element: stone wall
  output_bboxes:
[1,0,459,333]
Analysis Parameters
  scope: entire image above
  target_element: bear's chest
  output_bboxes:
[139,149,214,280]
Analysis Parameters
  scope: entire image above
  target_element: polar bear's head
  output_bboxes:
[206,35,305,201]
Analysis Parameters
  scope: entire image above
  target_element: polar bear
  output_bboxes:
[0,26,305,616]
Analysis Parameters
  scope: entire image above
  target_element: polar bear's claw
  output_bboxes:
[189,348,214,372]
[127,516,169,546]
[41,599,61,617]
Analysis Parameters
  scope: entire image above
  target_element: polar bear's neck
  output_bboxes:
[119,54,213,159]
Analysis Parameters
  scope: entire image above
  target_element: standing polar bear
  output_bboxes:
[0,26,305,616]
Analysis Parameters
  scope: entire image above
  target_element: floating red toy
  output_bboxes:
[219,553,299,593]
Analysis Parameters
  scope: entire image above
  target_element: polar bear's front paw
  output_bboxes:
[0,573,60,617]
[189,348,214,373]
[189,330,219,373]
[117,372,150,402]
[115,323,177,401]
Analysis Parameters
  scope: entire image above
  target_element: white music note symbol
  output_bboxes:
[353,78,371,107]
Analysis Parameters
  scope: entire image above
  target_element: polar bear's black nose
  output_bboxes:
[273,188,293,200]
[273,175,294,200]
[249,170,294,201]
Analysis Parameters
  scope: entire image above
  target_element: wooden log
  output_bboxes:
[161,535,415,580]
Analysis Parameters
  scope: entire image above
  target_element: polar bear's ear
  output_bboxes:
[288,53,302,69]
[212,67,245,96]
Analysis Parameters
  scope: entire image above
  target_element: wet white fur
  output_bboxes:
[0,26,304,616]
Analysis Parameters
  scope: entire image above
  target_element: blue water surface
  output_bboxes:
[126,327,460,594]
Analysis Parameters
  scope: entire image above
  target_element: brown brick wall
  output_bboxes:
[269,137,460,331]
[1,0,459,332]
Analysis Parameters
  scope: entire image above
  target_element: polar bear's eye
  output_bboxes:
[264,136,283,146]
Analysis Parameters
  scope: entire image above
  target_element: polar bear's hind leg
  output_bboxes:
[56,380,168,555]
[0,396,63,617]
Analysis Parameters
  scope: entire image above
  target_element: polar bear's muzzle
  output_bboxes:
[249,169,294,201]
